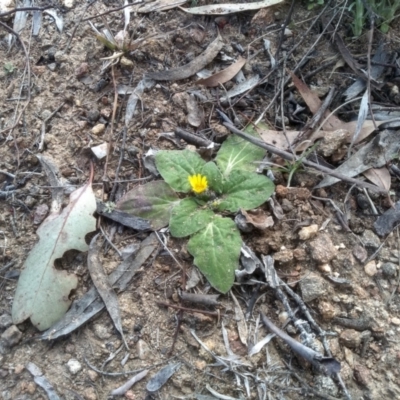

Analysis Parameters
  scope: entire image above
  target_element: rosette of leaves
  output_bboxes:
[117,128,274,293]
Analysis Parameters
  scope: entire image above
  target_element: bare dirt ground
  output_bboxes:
[1,1,400,399]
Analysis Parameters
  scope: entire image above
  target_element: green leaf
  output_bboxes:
[201,161,223,193]
[188,217,242,293]
[155,150,206,192]
[12,181,97,331]
[116,181,179,230]
[215,125,265,177]
[217,170,275,212]
[169,198,214,238]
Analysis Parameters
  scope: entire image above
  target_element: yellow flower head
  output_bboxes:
[188,174,208,194]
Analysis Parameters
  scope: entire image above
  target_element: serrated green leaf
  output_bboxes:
[155,150,206,192]
[169,198,214,238]
[201,161,223,193]
[217,170,275,212]
[116,181,179,230]
[215,125,265,177]
[188,217,241,293]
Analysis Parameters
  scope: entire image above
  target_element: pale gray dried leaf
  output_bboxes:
[186,94,203,127]
[317,129,400,188]
[146,363,181,392]
[110,369,148,396]
[40,234,158,340]
[248,333,274,356]
[180,0,283,15]
[348,89,369,157]
[12,179,96,331]
[88,234,128,348]
[32,10,42,36]
[146,35,224,81]
[220,75,259,102]
[134,0,187,12]
[344,45,389,101]
[206,384,241,400]
[44,9,63,32]
[125,78,155,125]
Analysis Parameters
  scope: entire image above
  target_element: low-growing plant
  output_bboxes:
[116,128,275,293]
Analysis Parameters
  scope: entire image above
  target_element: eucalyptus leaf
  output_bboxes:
[218,170,274,212]
[170,198,214,238]
[116,181,179,230]
[215,125,265,177]
[155,149,206,192]
[188,217,242,293]
[12,180,97,331]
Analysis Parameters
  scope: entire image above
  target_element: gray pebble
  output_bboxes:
[1,325,22,347]
[382,262,397,278]
[299,272,327,302]
[0,314,13,330]
[361,229,381,250]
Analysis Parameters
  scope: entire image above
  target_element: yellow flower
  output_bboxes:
[188,174,208,194]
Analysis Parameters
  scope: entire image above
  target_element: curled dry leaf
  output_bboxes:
[197,56,247,87]
[240,208,274,230]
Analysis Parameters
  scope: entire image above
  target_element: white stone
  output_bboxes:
[364,261,377,276]
[67,359,82,375]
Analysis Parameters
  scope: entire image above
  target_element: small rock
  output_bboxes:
[391,317,400,326]
[75,62,89,77]
[14,364,24,374]
[1,325,22,347]
[299,272,327,302]
[136,339,150,360]
[353,363,370,386]
[93,323,112,340]
[26,381,36,395]
[0,314,13,330]
[83,387,97,400]
[361,229,381,249]
[309,233,338,263]
[364,261,377,276]
[298,224,319,240]
[313,375,338,396]
[280,198,294,212]
[293,247,306,261]
[91,123,105,135]
[33,204,49,225]
[87,370,98,382]
[63,0,74,8]
[318,301,338,320]
[91,143,108,160]
[317,263,332,274]
[87,109,100,122]
[273,249,293,264]
[343,347,354,368]
[352,246,368,263]
[382,262,397,278]
[67,359,82,375]
[339,329,362,348]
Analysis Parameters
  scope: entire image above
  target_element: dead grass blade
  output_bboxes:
[88,234,129,349]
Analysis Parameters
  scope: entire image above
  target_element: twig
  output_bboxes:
[222,122,387,194]
[156,301,219,317]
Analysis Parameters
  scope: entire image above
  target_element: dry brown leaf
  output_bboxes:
[363,167,391,191]
[290,72,342,131]
[240,208,274,230]
[197,56,247,87]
